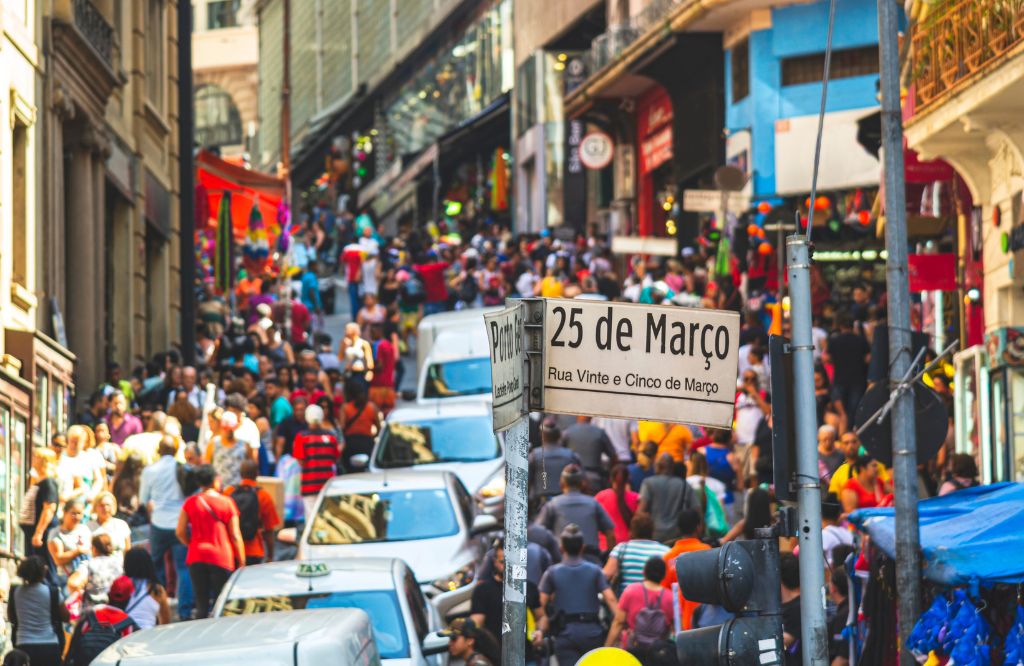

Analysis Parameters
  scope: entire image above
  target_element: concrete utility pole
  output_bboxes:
[877,0,921,661]
[178,0,196,365]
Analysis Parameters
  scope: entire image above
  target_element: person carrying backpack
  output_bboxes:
[225,460,281,565]
[6,556,68,666]
[605,557,677,664]
[64,576,139,666]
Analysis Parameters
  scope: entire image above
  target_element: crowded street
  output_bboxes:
[2,1,1024,665]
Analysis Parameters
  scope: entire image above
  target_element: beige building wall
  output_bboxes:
[514,0,601,65]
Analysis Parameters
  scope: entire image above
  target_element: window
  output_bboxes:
[195,84,243,147]
[308,490,459,544]
[731,39,750,102]
[375,416,500,468]
[207,0,240,30]
[12,122,28,286]
[145,0,164,109]
[781,45,879,86]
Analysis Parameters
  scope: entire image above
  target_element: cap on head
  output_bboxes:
[108,576,135,604]
[439,617,479,639]
[220,411,239,430]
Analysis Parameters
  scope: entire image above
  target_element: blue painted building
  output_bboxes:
[724,0,882,200]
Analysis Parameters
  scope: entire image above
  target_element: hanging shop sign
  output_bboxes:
[579,131,614,170]
[638,86,673,175]
[540,298,740,428]
[908,254,957,292]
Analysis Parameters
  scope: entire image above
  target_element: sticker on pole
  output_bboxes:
[541,298,740,428]
[484,302,526,431]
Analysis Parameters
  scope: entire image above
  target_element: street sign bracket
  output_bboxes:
[521,298,546,412]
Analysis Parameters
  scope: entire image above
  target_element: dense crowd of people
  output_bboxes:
[1,207,971,666]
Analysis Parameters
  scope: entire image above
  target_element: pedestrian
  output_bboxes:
[175,464,246,619]
[340,379,380,472]
[47,498,91,588]
[685,451,729,538]
[817,425,843,483]
[105,392,143,446]
[64,576,139,666]
[827,564,851,666]
[824,313,870,420]
[538,524,618,665]
[634,420,692,464]
[339,322,375,388]
[440,618,500,666]
[561,416,618,490]
[122,546,171,629]
[367,322,397,416]
[207,410,250,489]
[821,495,854,566]
[828,431,890,497]
[590,417,636,464]
[780,552,802,665]
[110,453,145,518]
[21,448,59,560]
[840,456,891,514]
[626,441,657,493]
[224,393,263,463]
[68,534,123,609]
[273,391,308,462]
[139,435,192,621]
[527,417,581,501]
[6,556,68,666]
[660,509,711,630]
[356,292,387,340]
[605,557,675,662]
[938,453,980,495]
[603,513,670,596]
[225,459,281,565]
[594,464,639,550]
[704,429,739,522]
[638,453,702,544]
[57,425,104,514]
[88,492,132,561]
[536,465,617,562]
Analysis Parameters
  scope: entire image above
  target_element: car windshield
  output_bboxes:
[220,589,409,659]
[422,358,492,398]
[376,416,500,467]
[308,489,459,545]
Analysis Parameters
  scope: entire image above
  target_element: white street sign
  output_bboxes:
[484,303,526,431]
[683,189,751,213]
[579,131,614,170]
[541,298,741,428]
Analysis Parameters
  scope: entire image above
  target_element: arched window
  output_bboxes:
[194,84,243,148]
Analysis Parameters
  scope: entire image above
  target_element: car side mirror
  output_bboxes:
[422,631,449,657]
[470,513,500,536]
[349,453,370,470]
[277,527,298,545]
[400,389,417,402]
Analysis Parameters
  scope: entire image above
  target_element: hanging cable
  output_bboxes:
[805,0,839,243]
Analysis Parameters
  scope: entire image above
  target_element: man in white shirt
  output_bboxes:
[225,393,262,459]
[589,417,636,463]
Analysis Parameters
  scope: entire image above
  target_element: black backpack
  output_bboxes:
[176,463,199,497]
[458,273,479,303]
[232,484,262,541]
[400,275,426,305]
[68,609,137,665]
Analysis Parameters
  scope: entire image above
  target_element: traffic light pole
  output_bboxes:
[878,0,921,660]
[787,236,829,666]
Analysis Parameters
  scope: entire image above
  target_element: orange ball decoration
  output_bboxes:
[747,224,760,236]
[757,201,773,214]
[815,196,830,211]
[805,197,813,209]
[756,227,766,239]
[758,242,773,256]
[858,210,871,226]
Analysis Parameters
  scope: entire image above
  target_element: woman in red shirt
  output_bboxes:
[594,465,639,550]
[841,455,892,515]
[175,465,245,619]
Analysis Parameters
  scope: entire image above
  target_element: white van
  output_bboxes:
[416,328,493,403]
[415,307,501,373]
[90,608,386,665]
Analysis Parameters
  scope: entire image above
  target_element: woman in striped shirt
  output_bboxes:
[602,513,670,595]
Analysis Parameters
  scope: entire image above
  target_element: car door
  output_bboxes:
[405,569,447,665]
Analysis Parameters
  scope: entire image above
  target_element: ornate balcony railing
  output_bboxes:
[911,0,1024,113]
[72,0,113,66]
[584,0,683,77]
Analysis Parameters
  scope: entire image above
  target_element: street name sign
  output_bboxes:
[541,298,741,428]
[683,189,751,214]
[484,302,526,431]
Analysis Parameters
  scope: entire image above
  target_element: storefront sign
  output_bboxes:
[638,86,673,176]
[579,132,614,170]
[564,120,586,230]
[641,127,672,174]
[683,189,750,213]
[541,298,740,428]
[908,254,956,292]
[484,303,526,431]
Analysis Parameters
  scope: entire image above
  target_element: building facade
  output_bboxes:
[193,0,259,157]
[903,3,1024,483]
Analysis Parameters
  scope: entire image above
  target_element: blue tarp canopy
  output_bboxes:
[849,482,1024,586]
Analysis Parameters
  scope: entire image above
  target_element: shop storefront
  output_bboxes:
[955,329,1024,485]
[5,330,76,449]
[0,368,31,555]
[636,85,674,239]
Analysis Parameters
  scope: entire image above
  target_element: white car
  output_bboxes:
[91,608,385,665]
[213,558,450,665]
[416,306,502,373]
[369,400,505,507]
[290,471,500,618]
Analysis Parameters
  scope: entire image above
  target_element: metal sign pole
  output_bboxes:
[787,236,829,666]
[500,416,529,666]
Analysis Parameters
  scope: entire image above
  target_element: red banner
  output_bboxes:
[908,253,956,292]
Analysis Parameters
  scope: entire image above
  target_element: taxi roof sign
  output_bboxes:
[296,562,330,578]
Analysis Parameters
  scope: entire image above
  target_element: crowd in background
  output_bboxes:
[2,206,972,666]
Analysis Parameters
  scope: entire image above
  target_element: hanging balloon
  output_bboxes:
[815,196,830,211]
[756,227,766,239]
[858,210,872,226]
[747,224,760,236]
[758,242,773,256]
[757,201,773,214]
[800,215,809,228]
